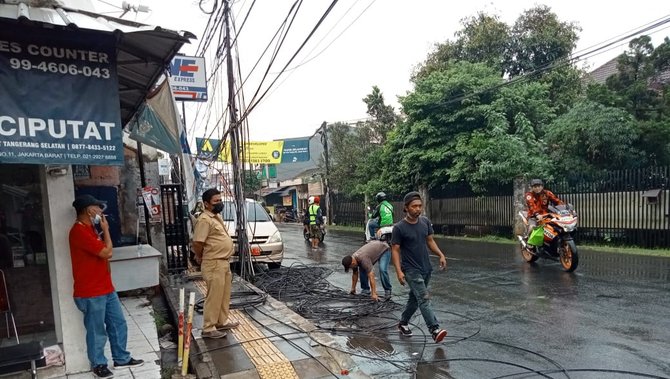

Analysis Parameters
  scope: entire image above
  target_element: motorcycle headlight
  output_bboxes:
[268,230,282,243]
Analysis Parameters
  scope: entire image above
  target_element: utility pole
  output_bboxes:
[223,0,252,278]
[320,121,332,225]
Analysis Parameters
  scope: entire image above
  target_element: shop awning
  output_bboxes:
[277,186,296,196]
[261,186,287,197]
[0,3,195,126]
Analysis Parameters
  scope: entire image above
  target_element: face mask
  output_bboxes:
[211,202,224,214]
[91,214,101,225]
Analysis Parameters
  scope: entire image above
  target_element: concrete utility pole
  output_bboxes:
[320,121,332,225]
[223,0,252,278]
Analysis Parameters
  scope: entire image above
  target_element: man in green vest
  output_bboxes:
[369,192,394,239]
[308,196,324,249]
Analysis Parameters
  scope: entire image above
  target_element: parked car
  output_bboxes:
[221,199,283,269]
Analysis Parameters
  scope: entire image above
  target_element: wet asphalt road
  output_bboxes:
[276,223,670,379]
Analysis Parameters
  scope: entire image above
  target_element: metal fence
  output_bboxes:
[161,184,190,273]
[548,166,670,248]
[330,166,670,248]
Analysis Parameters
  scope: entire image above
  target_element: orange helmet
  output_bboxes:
[314,196,320,204]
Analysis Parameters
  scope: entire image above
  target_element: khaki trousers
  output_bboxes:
[201,259,232,332]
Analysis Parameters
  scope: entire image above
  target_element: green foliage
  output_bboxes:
[332,10,667,197]
[586,35,670,166]
[414,13,509,79]
[544,101,645,173]
[327,87,401,197]
[243,170,262,196]
[362,86,399,144]
[390,61,558,192]
[505,5,581,77]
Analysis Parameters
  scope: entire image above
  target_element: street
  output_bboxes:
[275,223,670,379]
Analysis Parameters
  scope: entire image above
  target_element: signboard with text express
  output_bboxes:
[169,56,207,102]
[0,25,123,165]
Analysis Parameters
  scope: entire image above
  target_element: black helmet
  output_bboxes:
[530,179,543,186]
[375,192,387,202]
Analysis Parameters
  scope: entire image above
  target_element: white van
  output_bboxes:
[220,199,283,269]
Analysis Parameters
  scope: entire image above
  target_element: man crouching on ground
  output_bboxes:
[341,239,393,301]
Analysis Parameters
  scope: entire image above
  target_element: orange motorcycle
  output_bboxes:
[517,204,579,272]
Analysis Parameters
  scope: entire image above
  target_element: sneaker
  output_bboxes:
[215,320,240,330]
[384,290,392,299]
[114,357,144,368]
[432,328,447,343]
[361,289,371,296]
[202,329,227,339]
[92,365,114,378]
[398,323,412,336]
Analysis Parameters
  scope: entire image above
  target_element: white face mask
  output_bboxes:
[91,213,101,225]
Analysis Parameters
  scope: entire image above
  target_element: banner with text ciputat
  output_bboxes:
[0,25,123,165]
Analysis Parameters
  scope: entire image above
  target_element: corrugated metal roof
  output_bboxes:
[0,2,195,126]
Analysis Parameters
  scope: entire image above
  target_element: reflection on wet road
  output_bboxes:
[277,223,670,378]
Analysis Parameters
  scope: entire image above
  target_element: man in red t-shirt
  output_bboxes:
[69,195,144,378]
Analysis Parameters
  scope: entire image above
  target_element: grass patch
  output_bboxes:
[161,365,177,379]
[438,235,517,244]
[152,310,168,330]
[329,224,670,257]
[439,235,670,257]
[327,224,362,233]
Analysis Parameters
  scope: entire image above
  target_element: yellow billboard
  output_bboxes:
[220,141,285,164]
[196,138,310,163]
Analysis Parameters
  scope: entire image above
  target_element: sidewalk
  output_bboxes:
[1,296,161,379]
[161,272,369,379]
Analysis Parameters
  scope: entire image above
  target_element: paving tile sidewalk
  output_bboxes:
[1,295,161,379]
[161,273,369,379]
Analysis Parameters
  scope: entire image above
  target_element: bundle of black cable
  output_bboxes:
[254,263,402,330]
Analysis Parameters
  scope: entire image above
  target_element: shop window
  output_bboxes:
[0,164,56,350]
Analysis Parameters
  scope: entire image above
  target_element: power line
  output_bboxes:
[280,0,377,73]
[429,15,670,109]
[240,0,340,123]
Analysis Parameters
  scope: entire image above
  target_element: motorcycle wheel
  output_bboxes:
[303,229,310,241]
[521,245,539,263]
[560,240,579,272]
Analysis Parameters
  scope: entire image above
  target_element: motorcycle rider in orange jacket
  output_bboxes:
[525,179,564,236]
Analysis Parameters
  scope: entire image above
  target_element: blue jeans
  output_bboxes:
[400,269,439,330]
[368,219,379,239]
[74,292,131,367]
[359,250,392,292]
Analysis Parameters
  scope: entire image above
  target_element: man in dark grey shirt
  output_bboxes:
[341,240,392,301]
[391,191,448,343]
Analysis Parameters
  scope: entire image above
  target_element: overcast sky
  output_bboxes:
[91,0,670,143]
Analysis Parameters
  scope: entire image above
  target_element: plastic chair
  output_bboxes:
[0,269,19,344]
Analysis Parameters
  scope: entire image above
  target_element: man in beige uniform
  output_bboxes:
[192,188,240,339]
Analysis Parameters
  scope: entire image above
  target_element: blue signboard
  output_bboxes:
[168,56,207,102]
[0,25,123,165]
[280,139,310,163]
[195,137,223,160]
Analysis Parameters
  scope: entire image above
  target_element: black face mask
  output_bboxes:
[211,202,224,214]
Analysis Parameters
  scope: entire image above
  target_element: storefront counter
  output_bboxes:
[110,244,161,292]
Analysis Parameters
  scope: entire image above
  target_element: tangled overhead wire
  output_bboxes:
[253,264,403,329]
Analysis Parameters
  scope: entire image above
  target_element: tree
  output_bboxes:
[244,170,262,198]
[413,6,583,115]
[385,61,557,192]
[327,87,401,197]
[586,35,670,165]
[413,13,509,80]
[544,101,645,173]
[505,5,581,77]
[362,86,399,144]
